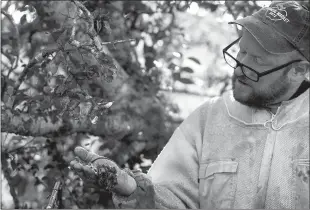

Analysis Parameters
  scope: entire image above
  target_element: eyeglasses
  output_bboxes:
[222,37,302,82]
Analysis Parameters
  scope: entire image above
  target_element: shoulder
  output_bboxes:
[179,92,229,136]
[183,91,230,124]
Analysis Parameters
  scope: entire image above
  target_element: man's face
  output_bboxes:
[232,30,292,108]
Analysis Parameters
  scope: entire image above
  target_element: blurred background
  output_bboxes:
[1,0,308,208]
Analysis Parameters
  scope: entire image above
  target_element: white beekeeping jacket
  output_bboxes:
[113,89,309,209]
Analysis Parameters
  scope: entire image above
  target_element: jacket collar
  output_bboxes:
[223,89,309,127]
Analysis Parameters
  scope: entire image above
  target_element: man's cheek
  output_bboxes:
[232,75,238,88]
[232,75,236,83]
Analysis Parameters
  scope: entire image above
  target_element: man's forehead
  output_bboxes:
[239,30,298,64]
[239,30,261,49]
[239,29,272,56]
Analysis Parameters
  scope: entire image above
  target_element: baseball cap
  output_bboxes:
[229,1,310,61]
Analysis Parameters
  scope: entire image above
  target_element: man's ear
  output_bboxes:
[288,61,310,82]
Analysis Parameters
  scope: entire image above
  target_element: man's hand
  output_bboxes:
[69,146,137,196]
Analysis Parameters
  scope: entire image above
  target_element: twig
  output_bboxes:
[99,39,136,46]
[7,137,36,153]
[72,0,103,52]
[70,17,77,41]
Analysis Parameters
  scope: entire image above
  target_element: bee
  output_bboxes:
[70,157,118,192]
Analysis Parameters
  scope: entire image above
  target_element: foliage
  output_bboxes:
[1,1,183,208]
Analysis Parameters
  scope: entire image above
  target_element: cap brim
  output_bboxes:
[229,16,294,54]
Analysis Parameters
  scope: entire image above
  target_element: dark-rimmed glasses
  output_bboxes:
[222,37,302,82]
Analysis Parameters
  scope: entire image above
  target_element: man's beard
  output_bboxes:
[232,74,290,108]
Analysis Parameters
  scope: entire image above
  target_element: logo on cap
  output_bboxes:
[265,2,290,23]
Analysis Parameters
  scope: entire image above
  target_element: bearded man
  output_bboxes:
[70,1,309,209]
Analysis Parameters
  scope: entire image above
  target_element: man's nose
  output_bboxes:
[234,66,243,77]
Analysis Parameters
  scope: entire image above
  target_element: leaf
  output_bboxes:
[176,77,194,84]
[11,135,26,142]
[66,91,83,100]
[40,100,51,110]
[20,6,29,12]
[7,86,14,95]
[56,29,69,47]
[172,72,181,80]
[55,75,66,83]
[54,84,67,96]
[31,95,44,101]
[13,94,29,110]
[11,160,18,171]
[101,101,113,109]
[72,72,89,81]
[49,112,58,124]
[3,94,15,108]
[88,65,100,77]
[97,53,115,69]
[27,5,36,13]
[50,28,66,41]
[79,102,92,117]
[67,99,80,111]
[70,106,80,119]
[6,53,16,64]
[55,96,70,109]
[20,14,27,25]
[34,177,42,186]
[43,86,53,93]
[91,116,98,124]
[44,164,55,170]
[180,67,194,73]
[103,21,112,34]
[45,61,59,75]
[167,63,178,70]
[68,54,82,69]
[41,176,49,183]
[105,76,113,83]
[31,163,39,171]
[94,19,103,33]
[187,57,201,65]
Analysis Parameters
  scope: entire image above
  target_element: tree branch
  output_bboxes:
[1,10,20,70]
[1,152,20,208]
[1,106,144,138]
[72,0,103,52]
[1,9,21,99]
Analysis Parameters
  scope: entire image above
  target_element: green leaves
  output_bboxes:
[103,20,112,34]
[20,14,27,25]
[176,77,194,84]
[2,86,15,108]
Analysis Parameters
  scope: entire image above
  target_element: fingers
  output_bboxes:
[83,164,97,180]
[70,159,97,182]
[74,146,100,163]
[70,159,85,178]
[70,159,83,172]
